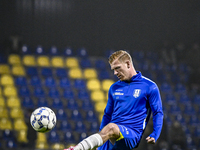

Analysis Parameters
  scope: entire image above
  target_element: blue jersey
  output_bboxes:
[99,71,163,149]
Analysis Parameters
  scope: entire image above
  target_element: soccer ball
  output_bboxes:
[30,107,56,133]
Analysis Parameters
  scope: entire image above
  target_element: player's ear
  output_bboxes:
[125,60,130,69]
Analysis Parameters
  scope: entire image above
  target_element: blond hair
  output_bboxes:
[108,50,132,64]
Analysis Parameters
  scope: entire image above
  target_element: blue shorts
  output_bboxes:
[98,125,141,150]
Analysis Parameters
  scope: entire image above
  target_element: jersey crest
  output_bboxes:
[133,89,141,98]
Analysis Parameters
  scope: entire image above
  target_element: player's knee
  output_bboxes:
[106,123,120,138]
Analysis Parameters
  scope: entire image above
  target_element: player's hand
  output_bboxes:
[146,136,155,144]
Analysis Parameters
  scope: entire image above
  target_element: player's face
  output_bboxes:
[110,59,130,81]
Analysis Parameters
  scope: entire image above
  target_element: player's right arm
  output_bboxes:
[99,88,114,131]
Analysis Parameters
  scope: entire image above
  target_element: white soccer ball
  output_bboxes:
[30,107,56,133]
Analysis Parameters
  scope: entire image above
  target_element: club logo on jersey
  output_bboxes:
[133,89,141,98]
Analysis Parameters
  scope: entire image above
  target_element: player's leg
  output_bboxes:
[64,123,120,150]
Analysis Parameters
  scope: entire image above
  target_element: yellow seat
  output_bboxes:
[98,113,104,122]
[102,79,114,91]
[8,54,21,65]
[23,55,36,66]
[13,119,27,131]
[51,143,65,150]
[3,86,17,97]
[69,68,82,79]
[12,65,26,76]
[91,90,105,102]
[87,79,101,91]
[0,118,12,130]
[36,142,49,150]
[37,132,47,143]
[94,101,107,113]
[0,97,5,107]
[0,107,9,118]
[83,68,97,79]
[51,56,64,68]
[7,97,21,108]
[10,108,24,119]
[0,74,14,85]
[37,56,50,67]
[66,57,79,68]
[0,87,2,96]
[17,130,28,143]
[0,64,10,74]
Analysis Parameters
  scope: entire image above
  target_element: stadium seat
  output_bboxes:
[94,59,108,70]
[45,77,56,88]
[48,131,60,143]
[30,76,41,87]
[77,89,90,100]
[12,65,26,76]
[160,82,172,93]
[102,79,114,91]
[18,86,30,97]
[22,55,36,66]
[37,98,48,107]
[8,54,21,65]
[86,79,101,91]
[57,109,67,121]
[67,99,78,110]
[17,130,28,143]
[0,118,12,130]
[75,121,86,133]
[66,57,79,68]
[51,56,64,68]
[10,108,24,119]
[165,92,176,105]
[15,76,27,86]
[63,131,76,144]
[94,101,107,113]
[36,142,49,150]
[21,45,30,55]
[51,98,63,109]
[98,70,111,80]
[175,83,187,93]
[60,120,72,131]
[63,89,75,99]
[35,46,45,55]
[34,87,45,98]
[83,68,97,79]
[3,129,15,141]
[193,94,200,105]
[55,68,68,78]
[74,79,86,89]
[79,132,87,141]
[37,56,50,67]
[0,64,10,74]
[49,46,59,55]
[0,74,14,85]
[48,88,60,98]
[3,86,18,97]
[36,132,47,143]
[80,58,92,68]
[51,143,65,150]
[77,48,88,57]
[22,97,34,108]
[64,47,73,56]
[59,77,71,88]
[86,110,98,122]
[71,109,82,121]
[0,107,9,118]
[26,67,38,77]
[90,122,99,133]
[69,68,82,79]
[41,67,53,77]
[6,139,17,149]
[81,100,94,111]
[91,90,105,102]
[13,119,27,131]
[0,97,5,107]
[7,97,21,108]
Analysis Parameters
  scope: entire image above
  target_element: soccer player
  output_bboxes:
[64,50,163,150]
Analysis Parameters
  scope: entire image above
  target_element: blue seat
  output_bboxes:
[18,86,30,97]
[37,98,48,107]
[59,78,71,88]
[49,46,59,55]
[165,93,176,104]
[64,47,73,56]
[22,97,34,108]
[74,79,86,89]
[34,87,45,98]
[160,82,172,93]
[63,131,75,143]
[81,100,94,111]
[170,104,181,115]
[79,132,87,141]
[184,105,195,115]
[90,122,99,132]
[45,77,56,88]
[67,99,78,110]
[48,88,60,98]
[86,110,98,122]
[21,44,31,55]
[60,120,72,131]
[41,67,53,77]
[94,59,107,70]
[77,48,88,58]
[27,67,38,77]
[35,45,45,55]
[57,109,67,121]
[71,109,82,121]
[63,89,75,99]
[98,70,111,80]
[80,58,92,68]
[189,116,200,127]
[75,121,86,133]
[3,130,15,141]
[55,68,68,78]
[179,93,190,104]
[105,49,115,58]
[48,131,60,143]
[193,95,200,105]
[77,89,90,100]
[30,76,41,87]
[175,83,187,93]
[51,98,63,109]
[6,139,17,149]
[15,76,27,86]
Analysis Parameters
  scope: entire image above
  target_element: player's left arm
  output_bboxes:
[147,84,164,143]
